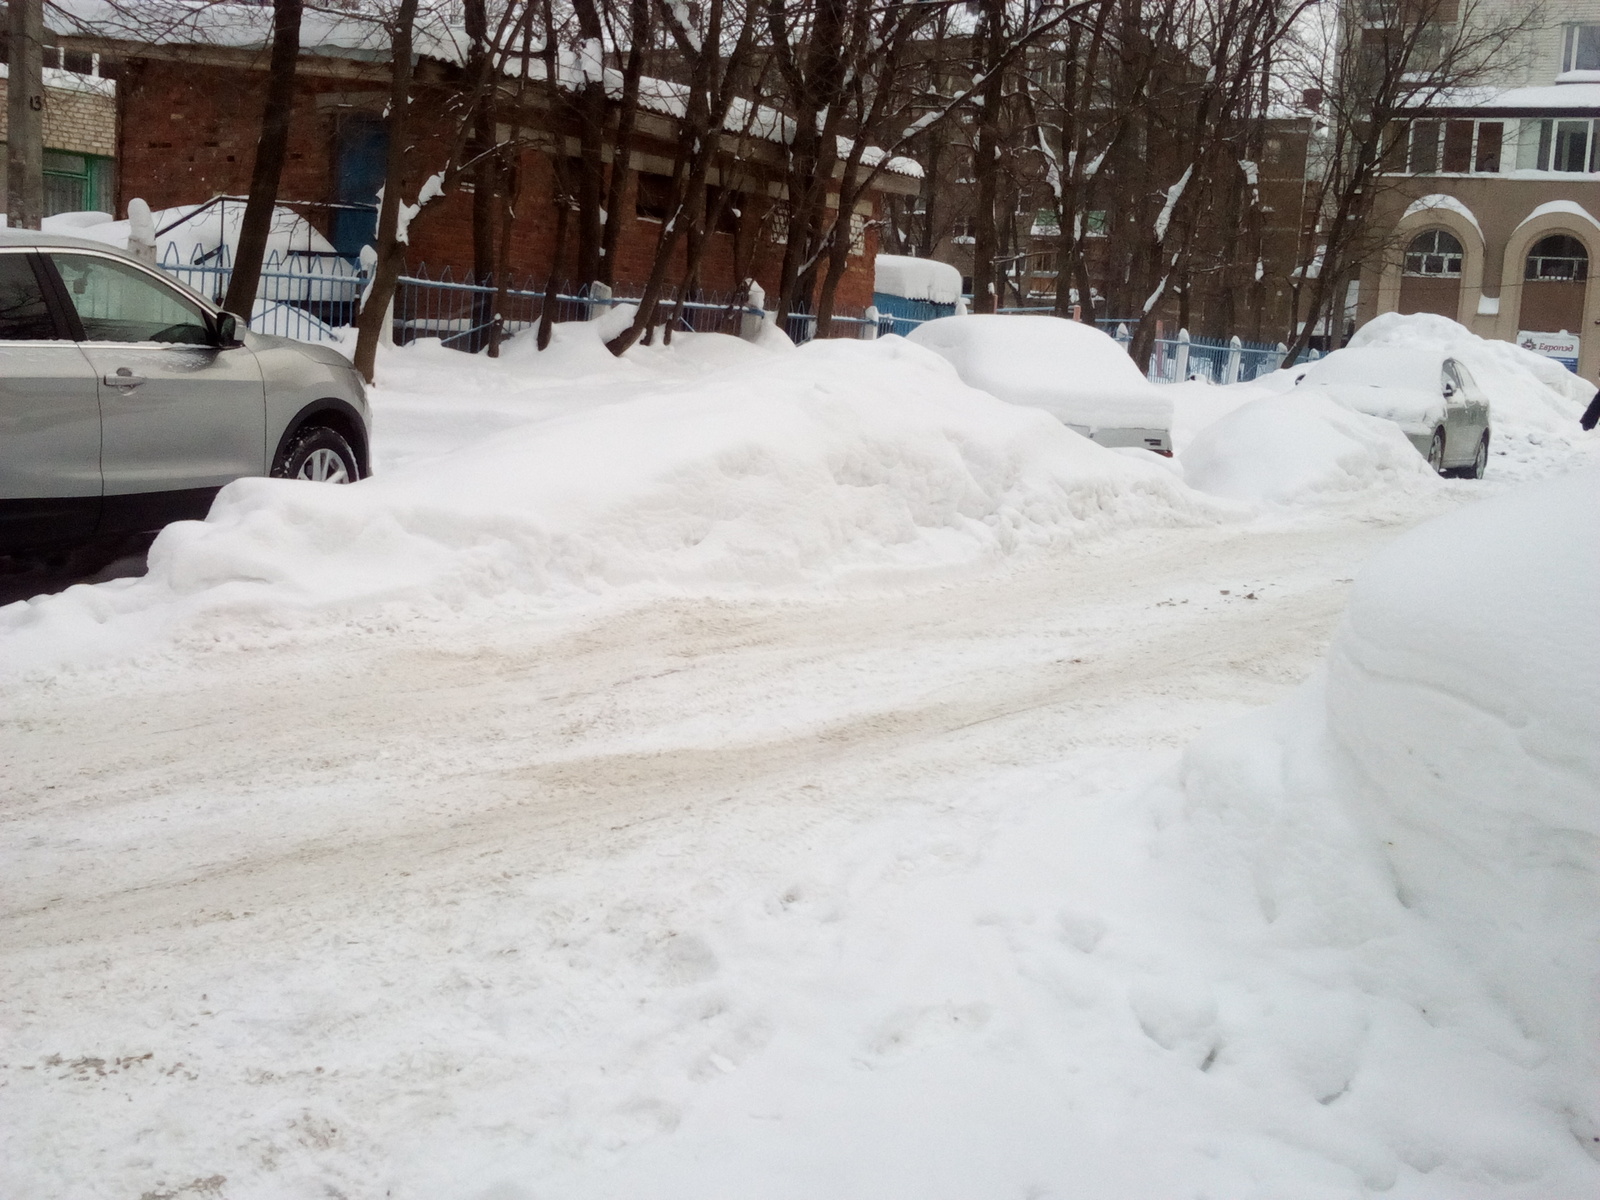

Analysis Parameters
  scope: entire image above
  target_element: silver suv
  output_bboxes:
[0,230,370,554]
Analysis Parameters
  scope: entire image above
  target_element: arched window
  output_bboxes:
[1403,229,1464,276]
[1525,234,1589,282]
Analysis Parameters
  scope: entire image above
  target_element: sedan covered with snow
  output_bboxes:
[907,314,1173,455]
[1292,347,1491,478]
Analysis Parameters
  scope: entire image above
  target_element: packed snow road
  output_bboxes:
[3,316,1597,1199]
[3,503,1458,1200]
[4,515,1412,950]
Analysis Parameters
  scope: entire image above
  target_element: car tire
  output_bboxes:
[1468,430,1489,480]
[272,425,359,484]
[1426,428,1446,475]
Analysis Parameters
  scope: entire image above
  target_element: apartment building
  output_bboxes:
[1358,4,1600,376]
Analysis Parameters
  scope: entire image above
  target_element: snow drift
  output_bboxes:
[1180,392,1439,504]
[0,333,1223,673]
[1143,468,1600,1194]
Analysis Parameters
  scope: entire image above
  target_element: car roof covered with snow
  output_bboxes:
[1295,347,1454,393]
[906,314,1171,431]
[0,228,133,254]
[1293,346,1465,434]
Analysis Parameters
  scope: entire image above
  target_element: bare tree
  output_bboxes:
[602,0,761,355]
[1283,0,1539,359]
[352,0,422,383]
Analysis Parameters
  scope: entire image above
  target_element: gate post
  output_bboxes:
[1175,328,1191,381]
[1225,335,1243,385]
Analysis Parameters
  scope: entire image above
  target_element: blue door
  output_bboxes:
[331,114,387,258]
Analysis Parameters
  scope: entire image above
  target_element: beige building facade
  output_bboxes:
[1360,5,1600,378]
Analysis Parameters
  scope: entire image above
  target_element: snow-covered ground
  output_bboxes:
[3,315,1597,1199]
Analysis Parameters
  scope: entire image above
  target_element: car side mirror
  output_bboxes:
[213,311,244,349]
[1443,381,1456,399]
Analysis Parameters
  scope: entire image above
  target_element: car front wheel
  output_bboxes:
[1426,428,1446,475]
[273,426,359,484]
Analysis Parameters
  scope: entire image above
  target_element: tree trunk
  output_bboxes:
[352,0,420,384]
[598,0,649,287]
[463,0,496,351]
[970,0,1008,314]
[6,0,43,231]
[224,0,303,318]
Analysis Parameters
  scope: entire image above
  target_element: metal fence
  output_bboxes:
[155,250,1293,378]
[155,246,829,350]
[990,306,1292,385]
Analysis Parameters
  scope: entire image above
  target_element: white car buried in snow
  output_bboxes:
[907,314,1173,455]
[1292,347,1492,479]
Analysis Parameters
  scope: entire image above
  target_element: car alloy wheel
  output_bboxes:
[297,447,351,483]
[1427,428,1446,474]
[272,425,360,485]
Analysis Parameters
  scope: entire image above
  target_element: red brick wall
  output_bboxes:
[117,57,882,314]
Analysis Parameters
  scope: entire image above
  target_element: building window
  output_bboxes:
[1563,24,1600,72]
[1517,119,1598,172]
[1525,234,1588,281]
[950,215,975,242]
[1403,229,1464,276]
[42,151,114,217]
[1086,209,1109,235]
[1406,120,1502,173]
[1408,121,1441,173]
[1474,122,1502,172]
[704,184,740,234]
[635,172,674,221]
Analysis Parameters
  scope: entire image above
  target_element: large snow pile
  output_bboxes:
[1180,392,1439,504]
[1327,468,1600,1078]
[1138,468,1600,1194]
[0,330,1223,675]
[907,314,1172,431]
[1348,312,1588,432]
[874,254,963,305]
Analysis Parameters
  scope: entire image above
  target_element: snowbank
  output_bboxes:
[1141,469,1600,1194]
[1181,392,1439,504]
[1348,312,1588,433]
[874,254,963,305]
[907,315,1172,431]
[0,331,1223,674]
[1328,469,1600,1071]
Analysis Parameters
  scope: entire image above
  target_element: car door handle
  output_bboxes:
[104,370,146,389]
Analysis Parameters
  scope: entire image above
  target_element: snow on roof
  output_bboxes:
[1402,194,1482,240]
[48,0,452,62]
[1514,199,1600,235]
[1423,80,1600,113]
[50,0,920,180]
[0,61,115,97]
[874,255,962,304]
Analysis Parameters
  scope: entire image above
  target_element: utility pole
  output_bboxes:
[7,0,44,230]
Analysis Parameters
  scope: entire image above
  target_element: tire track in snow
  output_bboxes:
[1,514,1429,954]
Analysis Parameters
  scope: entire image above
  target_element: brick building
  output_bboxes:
[0,56,118,215]
[55,10,916,315]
